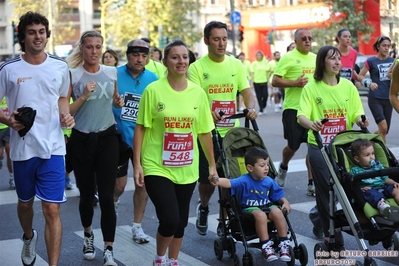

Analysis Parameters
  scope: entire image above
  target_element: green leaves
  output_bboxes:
[311,0,376,52]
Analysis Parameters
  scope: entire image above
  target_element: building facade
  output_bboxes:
[0,0,398,60]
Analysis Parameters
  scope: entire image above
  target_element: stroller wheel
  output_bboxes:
[314,242,329,259]
[214,238,224,260]
[226,236,236,258]
[242,250,257,266]
[363,257,378,266]
[233,253,242,266]
[286,245,295,266]
[297,243,308,266]
[382,233,399,250]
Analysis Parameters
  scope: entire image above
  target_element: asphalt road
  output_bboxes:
[0,96,398,266]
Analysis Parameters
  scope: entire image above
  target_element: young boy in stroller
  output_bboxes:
[350,138,399,221]
[210,147,292,262]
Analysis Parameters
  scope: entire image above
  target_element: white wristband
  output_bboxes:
[361,78,372,88]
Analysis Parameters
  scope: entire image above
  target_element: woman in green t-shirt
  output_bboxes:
[250,51,269,115]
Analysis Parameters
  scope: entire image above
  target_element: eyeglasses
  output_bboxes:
[299,36,313,42]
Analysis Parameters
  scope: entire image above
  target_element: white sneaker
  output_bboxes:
[377,200,391,217]
[278,240,291,262]
[306,184,315,196]
[21,229,38,266]
[262,241,277,262]
[83,231,96,260]
[276,166,287,187]
[132,224,150,244]
[9,178,15,190]
[274,106,280,113]
[103,247,117,266]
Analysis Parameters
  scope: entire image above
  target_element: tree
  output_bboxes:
[105,0,202,51]
[311,0,377,52]
[9,0,75,53]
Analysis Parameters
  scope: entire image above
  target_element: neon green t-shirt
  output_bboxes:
[268,59,278,84]
[136,77,214,184]
[146,59,166,78]
[188,54,249,137]
[298,78,365,146]
[274,49,316,110]
[0,97,9,130]
[243,59,251,80]
[250,60,270,83]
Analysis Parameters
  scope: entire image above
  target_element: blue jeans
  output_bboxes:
[363,185,394,208]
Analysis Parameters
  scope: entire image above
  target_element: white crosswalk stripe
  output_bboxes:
[189,213,398,266]
[75,226,208,266]
[1,205,397,265]
[0,147,398,265]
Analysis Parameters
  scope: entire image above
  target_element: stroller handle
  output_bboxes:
[219,109,259,132]
[312,118,328,149]
[345,167,399,183]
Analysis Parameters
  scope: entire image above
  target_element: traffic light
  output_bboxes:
[238,25,244,42]
[12,21,18,45]
[227,29,233,40]
[267,31,274,45]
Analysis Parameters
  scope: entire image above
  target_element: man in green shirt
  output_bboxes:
[272,28,316,196]
[189,21,257,236]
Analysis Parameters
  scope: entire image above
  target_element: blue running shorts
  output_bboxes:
[14,155,66,203]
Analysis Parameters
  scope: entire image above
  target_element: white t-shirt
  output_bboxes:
[0,54,70,161]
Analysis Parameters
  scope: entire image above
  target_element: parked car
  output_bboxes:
[355,55,373,96]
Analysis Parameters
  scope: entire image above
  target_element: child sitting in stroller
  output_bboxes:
[209,147,291,262]
[350,138,399,221]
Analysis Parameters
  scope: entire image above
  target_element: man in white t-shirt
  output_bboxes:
[0,12,74,266]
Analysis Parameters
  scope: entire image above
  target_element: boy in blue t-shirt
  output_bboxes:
[350,138,399,221]
[210,147,291,262]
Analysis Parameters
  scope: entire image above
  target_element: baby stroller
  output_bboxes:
[313,121,399,266]
[212,111,308,266]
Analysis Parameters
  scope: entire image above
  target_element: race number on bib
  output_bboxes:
[120,93,141,122]
[212,100,236,127]
[321,117,347,144]
[162,132,194,167]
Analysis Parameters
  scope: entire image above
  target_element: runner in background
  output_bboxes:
[0,97,14,189]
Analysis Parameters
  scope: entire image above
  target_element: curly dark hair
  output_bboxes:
[17,11,51,52]
[351,138,374,158]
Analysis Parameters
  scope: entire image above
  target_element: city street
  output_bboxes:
[0,96,398,266]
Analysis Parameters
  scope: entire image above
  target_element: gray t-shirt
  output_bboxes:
[70,65,117,132]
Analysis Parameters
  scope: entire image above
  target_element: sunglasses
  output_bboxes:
[299,36,313,42]
[377,36,391,43]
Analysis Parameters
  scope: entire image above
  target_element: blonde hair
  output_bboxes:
[66,30,103,68]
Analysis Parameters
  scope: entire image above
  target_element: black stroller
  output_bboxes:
[313,121,399,266]
[212,111,308,266]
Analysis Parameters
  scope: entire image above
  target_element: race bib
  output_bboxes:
[120,93,141,122]
[340,68,352,80]
[212,100,236,127]
[162,132,194,167]
[321,117,347,144]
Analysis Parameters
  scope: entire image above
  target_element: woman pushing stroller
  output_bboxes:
[210,147,292,263]
[297,45,369,248]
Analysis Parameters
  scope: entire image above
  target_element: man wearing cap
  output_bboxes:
[112,39,158,244]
